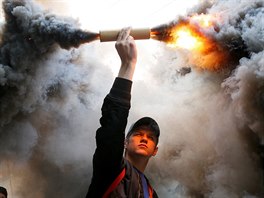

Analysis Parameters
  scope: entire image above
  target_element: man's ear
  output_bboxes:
[152,146,158,156]
[124,138,128,148]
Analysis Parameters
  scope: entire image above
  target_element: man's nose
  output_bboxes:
[140,134,148,143]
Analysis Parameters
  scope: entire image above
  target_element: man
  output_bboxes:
[86,27,160,198]
[0,186,7,198]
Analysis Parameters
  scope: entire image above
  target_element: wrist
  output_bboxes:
[118,62,136,80]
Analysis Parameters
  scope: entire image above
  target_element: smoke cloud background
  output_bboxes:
[0,0,263,198]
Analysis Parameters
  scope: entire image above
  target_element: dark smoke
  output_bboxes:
[2,0,98,49]
[0,0,99,127]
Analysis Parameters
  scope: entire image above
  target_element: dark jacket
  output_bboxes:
[86,77,158,198]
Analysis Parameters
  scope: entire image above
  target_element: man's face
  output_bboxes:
[125,129,158,158]
[0,193,6,198]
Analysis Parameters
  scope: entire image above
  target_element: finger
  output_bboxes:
[127,35,134,41]
[117,27,129,41]
[117,27,131,41]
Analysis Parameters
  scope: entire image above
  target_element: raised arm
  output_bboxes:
[87,28,138,198]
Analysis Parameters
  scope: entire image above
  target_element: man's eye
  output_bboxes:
[148,136,154,140]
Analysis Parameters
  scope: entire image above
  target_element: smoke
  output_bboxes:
[0,0,263,198]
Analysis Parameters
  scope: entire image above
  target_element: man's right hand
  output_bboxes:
[115,27,137,81]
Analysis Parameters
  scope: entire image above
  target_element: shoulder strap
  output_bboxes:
[148,184,153,198]
[102,168,126,198]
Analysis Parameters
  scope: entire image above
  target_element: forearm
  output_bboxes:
[118,62,136,80]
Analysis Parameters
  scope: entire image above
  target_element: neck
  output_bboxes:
[125,154,149,172]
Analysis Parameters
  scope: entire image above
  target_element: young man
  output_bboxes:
[0,186,7,198]
[86,28,160,198]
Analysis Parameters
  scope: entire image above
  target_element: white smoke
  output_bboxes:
[0,0,263,198]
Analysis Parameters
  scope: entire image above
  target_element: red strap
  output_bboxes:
[102,168,126,198]
[148,184,153,198]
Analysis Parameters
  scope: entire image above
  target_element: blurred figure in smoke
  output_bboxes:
[0,187,7,198]
[86,27,160,198]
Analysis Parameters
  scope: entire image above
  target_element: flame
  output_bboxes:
[167,25,204,51]
[167,14,217,53]
[154,14,229,71]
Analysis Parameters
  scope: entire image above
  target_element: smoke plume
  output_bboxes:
[0,0,263,198]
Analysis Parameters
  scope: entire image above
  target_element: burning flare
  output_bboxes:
[98,15,229,71]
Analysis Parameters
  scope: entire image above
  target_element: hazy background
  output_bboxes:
[0,0,263,197]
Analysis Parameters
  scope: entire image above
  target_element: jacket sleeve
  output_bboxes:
[87,77,132,197]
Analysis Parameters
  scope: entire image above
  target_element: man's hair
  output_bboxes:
[126,117,160,144]
[0,186,7,197]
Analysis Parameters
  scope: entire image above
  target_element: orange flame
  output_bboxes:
[152,14,229,71]
[167,24,204,51]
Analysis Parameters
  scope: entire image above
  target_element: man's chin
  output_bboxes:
[134,150,151,157]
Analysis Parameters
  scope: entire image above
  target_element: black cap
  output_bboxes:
[126,117,160,140]
[0,186,7,197]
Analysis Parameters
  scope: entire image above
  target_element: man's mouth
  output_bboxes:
[138,144,148,148]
